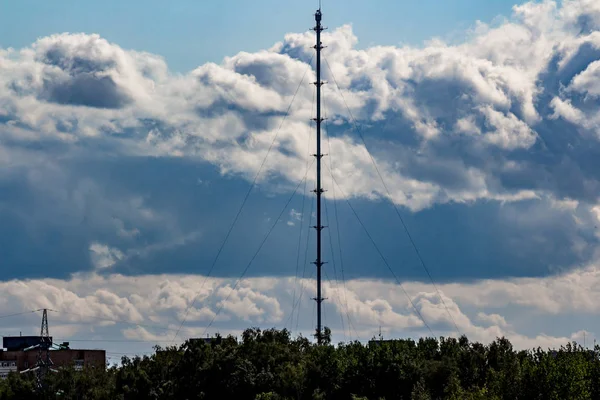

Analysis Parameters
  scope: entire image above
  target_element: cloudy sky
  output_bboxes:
[2,0,600,361]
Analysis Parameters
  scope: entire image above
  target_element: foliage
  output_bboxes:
[0,329,599,399]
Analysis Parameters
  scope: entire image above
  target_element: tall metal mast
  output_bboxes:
[312,7,325,344]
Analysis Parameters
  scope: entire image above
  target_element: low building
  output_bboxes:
[2,336,51,351]
[188,337,220,345]
[368,339,396,346]
[0,336,105,378]
[0,360,17,379]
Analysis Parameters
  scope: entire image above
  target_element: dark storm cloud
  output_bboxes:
[1,0,600,284]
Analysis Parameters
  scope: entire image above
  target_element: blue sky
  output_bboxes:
[2,0,600,359]
[1,0,518,72]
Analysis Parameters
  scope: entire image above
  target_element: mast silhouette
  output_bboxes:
[312,7,325,344]
[37,308,51,389]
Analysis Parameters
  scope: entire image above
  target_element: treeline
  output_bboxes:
[1,327,599,399]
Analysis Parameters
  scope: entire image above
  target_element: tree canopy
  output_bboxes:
[1,328,598,399]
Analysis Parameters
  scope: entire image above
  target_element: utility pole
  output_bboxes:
[312,7,325,344]
[36,309,52,389]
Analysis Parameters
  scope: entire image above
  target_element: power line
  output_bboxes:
[55,339,172,343]
[322,269,361,341]
[323,82,354,342]
[283,194,315,333]
[46,309,200,337]
[323,196,346,341]
[323,162,435,337]
[296,197,315,331]
[295,270,316,334]
[106,351,148,357]
[288,197,313,333]
[201,158,317,337]
[284,197,314,333]
[0,309,43,319]
[0,309,44,340]
[283,267,314,333]
[171,53,315,343]
[321,83,346,340]
[323,57,461,337]
[290,84,316,335]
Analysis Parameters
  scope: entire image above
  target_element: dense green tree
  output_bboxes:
[2,329,600,399]
[0,372,37,400]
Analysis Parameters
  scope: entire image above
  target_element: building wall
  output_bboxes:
[0,361,17,379]
[0,349,105,377]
